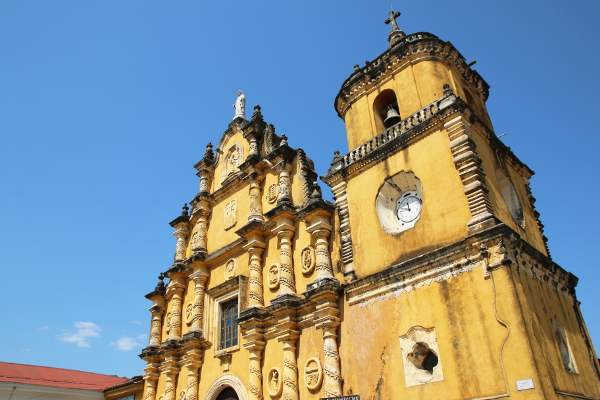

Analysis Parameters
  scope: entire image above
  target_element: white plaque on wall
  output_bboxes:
[516,378,534,391]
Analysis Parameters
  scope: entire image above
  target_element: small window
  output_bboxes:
[220,298,238,349]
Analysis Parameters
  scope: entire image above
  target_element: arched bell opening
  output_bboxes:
[373,89,401,132]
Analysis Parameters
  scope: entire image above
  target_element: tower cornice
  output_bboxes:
[334,32,490,119]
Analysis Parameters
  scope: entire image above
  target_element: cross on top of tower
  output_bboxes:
[385,10,401,32]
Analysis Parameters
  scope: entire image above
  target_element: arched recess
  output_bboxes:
[373,89,401,133]
[204,374,248,400]
[495,169,524,228]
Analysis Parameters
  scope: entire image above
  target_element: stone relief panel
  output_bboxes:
[303,357,323,391]
[399,326,444,387]
[268,264,280,290]
[165,312,172,334]
[266,183,278,204]
[224,199,238,230]
[225,258,238,281]
[185,302,194,326]
[267,367,283,397]
[222,142,244,181]
[300,246,316,275]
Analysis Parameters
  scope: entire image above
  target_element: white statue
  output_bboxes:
[233,90,246,120]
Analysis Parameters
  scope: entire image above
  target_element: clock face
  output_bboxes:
[396,193,422,223]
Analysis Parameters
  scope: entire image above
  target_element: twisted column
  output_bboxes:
[282,336,299,400]
[184,363,202,400]
[173,228,189,262]
[248,346,265,400]
[191,209,211,252]
[164,372,178,400]
[322,324,342,397]
[168,285,185,340]
[311,228,334,281]
[142,365,159,400]
[248,246,266,307]
[277,228,296,296]
[148,306,164,346]
[249,179,264,221]
[190,270,209,332]
[277,163,293,205]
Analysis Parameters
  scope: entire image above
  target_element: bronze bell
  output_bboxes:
[383,107,401,128]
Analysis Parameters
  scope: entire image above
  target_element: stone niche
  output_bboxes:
[399,326,444,387]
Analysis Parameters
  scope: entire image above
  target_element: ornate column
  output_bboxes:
[246,340,266,400]
[275,162,293,205]
[149,305,165,346]
[190,208,210,253]
[276,226,296,296]
[322,322,342,397]
[248,178,264,221]
[183,361,202,400]
[167,277,186,340]
[190,269,209,332]
[171,206,190,262]
[142,363,160,400]
[164,371,179,400]
[248,246,266,307]
[304,206,335,282]
[281,332,300,400]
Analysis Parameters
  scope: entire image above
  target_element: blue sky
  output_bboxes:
[1,1,599,378]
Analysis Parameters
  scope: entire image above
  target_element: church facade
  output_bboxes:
[139,11,600,400]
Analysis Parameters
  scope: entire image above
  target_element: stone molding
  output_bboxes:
[344,224,576,308]
[203,374,248,400]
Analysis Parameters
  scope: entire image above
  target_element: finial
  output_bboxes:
[354,64,360,71]
[330,150,342,165]
[384,8,406,46]
[252,104,263,121]
[204,142,214,159]
[155,273,166,292]
[181,203,189,216]
[311,181,322,199]
[443,83,454,96]
[280,134,288,146]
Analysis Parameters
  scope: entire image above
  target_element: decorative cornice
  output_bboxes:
[334,32,490,119]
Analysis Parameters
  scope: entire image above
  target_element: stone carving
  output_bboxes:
[233,90,246,120]
[399,326,444,387]
[267,368,283,397]
[303,357,323,391]
[224,199,238,230]
[184,302,193,326]
[225,258,237,280]
[267,183,278,204]
[190,227,207,252]
[268,264,280,290]
[178,390,186,400]
[223,143,244,180]
[165,312,172,334]
[300,246,316,275]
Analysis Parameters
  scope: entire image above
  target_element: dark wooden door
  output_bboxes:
[215,387,239,400]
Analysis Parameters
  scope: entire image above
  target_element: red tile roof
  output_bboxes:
[0,362,128,391]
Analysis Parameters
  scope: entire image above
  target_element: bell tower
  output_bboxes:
[323,10,546,280]
[321,9,600,400]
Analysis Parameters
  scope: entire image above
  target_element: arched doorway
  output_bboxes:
[216,387,239,400]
